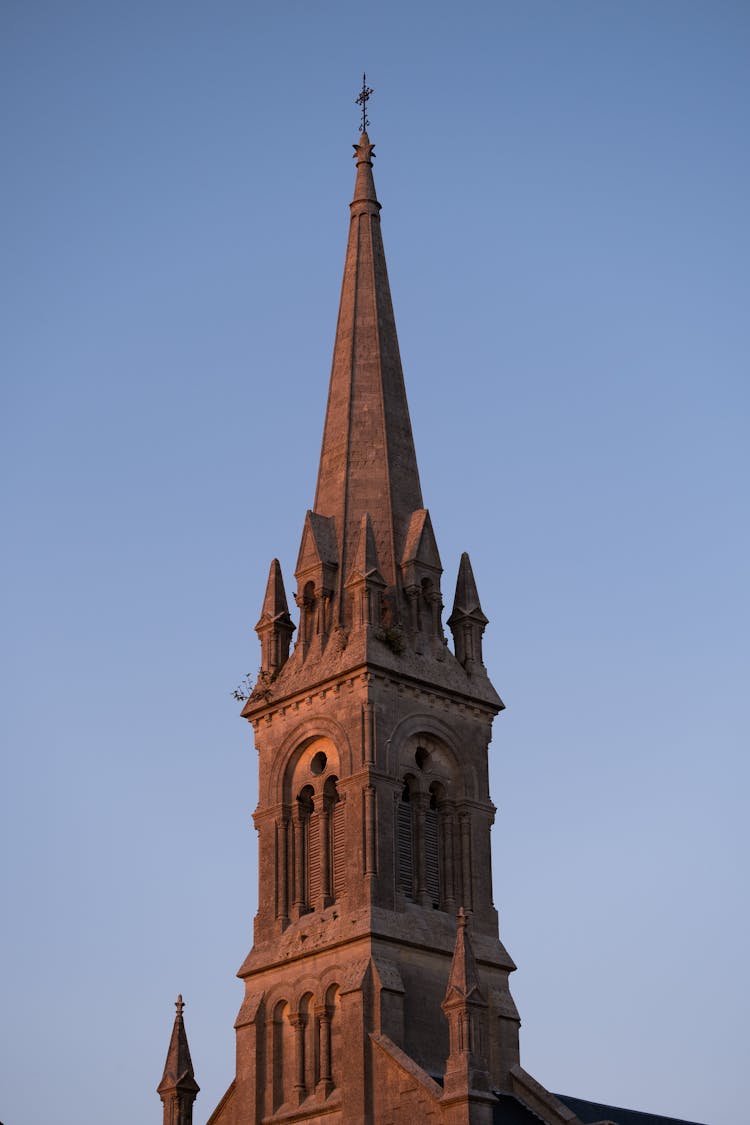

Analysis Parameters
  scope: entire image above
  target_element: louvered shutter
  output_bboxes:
[424,807,440,907]
[397,802,414,899]
[332,802,346,899]
[307,812,320,908]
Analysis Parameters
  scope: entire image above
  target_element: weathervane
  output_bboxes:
[355,72,373,133]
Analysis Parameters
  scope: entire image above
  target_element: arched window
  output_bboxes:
[302,580,315,645]
[295,786,315,913]
[293,779,346,913]
[299,992,314,1094]
[420,577,432,628]
[397,770,451,910]
[272,1001,293,1111]
[284,739,345,918]
[326,984,342,1089]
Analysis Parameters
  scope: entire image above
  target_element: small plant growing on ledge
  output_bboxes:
[374,624,406,655]
[231,672,255,703]
[248,668,278,703]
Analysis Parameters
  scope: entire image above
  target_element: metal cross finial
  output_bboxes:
[176,994,184,1017]
[355,72,373,133]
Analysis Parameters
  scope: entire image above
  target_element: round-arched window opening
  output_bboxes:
[415,746,430,771]
[310,751,328,776]
[297,785,314,816]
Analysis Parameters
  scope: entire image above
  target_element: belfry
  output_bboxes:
[158,91,707,1125]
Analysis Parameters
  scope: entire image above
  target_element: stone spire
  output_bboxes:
[313,130,424,613]
[444,910,484,1004]
[255,558,295,675]
[448,552,489,674]
[157,995,199,1125]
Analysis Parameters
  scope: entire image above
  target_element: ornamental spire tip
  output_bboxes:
[355,72,373,134]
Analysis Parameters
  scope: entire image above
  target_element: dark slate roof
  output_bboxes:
[492,1093,548,1122]
[490,1092,709,1125]
[556,1093,709,1125]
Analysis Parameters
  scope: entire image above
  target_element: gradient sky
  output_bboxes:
[1,3,748,1124]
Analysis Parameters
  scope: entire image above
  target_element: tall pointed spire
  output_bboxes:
[313,124,423,612]
[246,113,504,708]
[157,994,199,1125]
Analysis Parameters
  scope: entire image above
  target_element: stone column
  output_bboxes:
[277,814,289,925]
[315,1004,333,1096]
[364,785,377,876]
[294,589,312,654]
[290,1012,306,1104]
[362,701,375,765]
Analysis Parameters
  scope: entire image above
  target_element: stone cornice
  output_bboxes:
[247,663,499,734]
[238,912,516,980]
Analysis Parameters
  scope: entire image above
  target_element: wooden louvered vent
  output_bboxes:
[424,806,440,907]
[332,801,346,899]
[307,812,320,909]
[397,801,414,900]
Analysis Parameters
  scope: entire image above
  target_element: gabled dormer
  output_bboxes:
[294,510,338,655]
[401,508,444,654]
[345,513,387,631]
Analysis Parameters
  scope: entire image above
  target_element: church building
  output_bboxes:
[157,94,707,1125]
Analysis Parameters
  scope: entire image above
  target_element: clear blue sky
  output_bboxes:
[1,3,748,1124]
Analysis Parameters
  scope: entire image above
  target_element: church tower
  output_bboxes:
[156,88,713,1125]
[203,101,592,1125]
